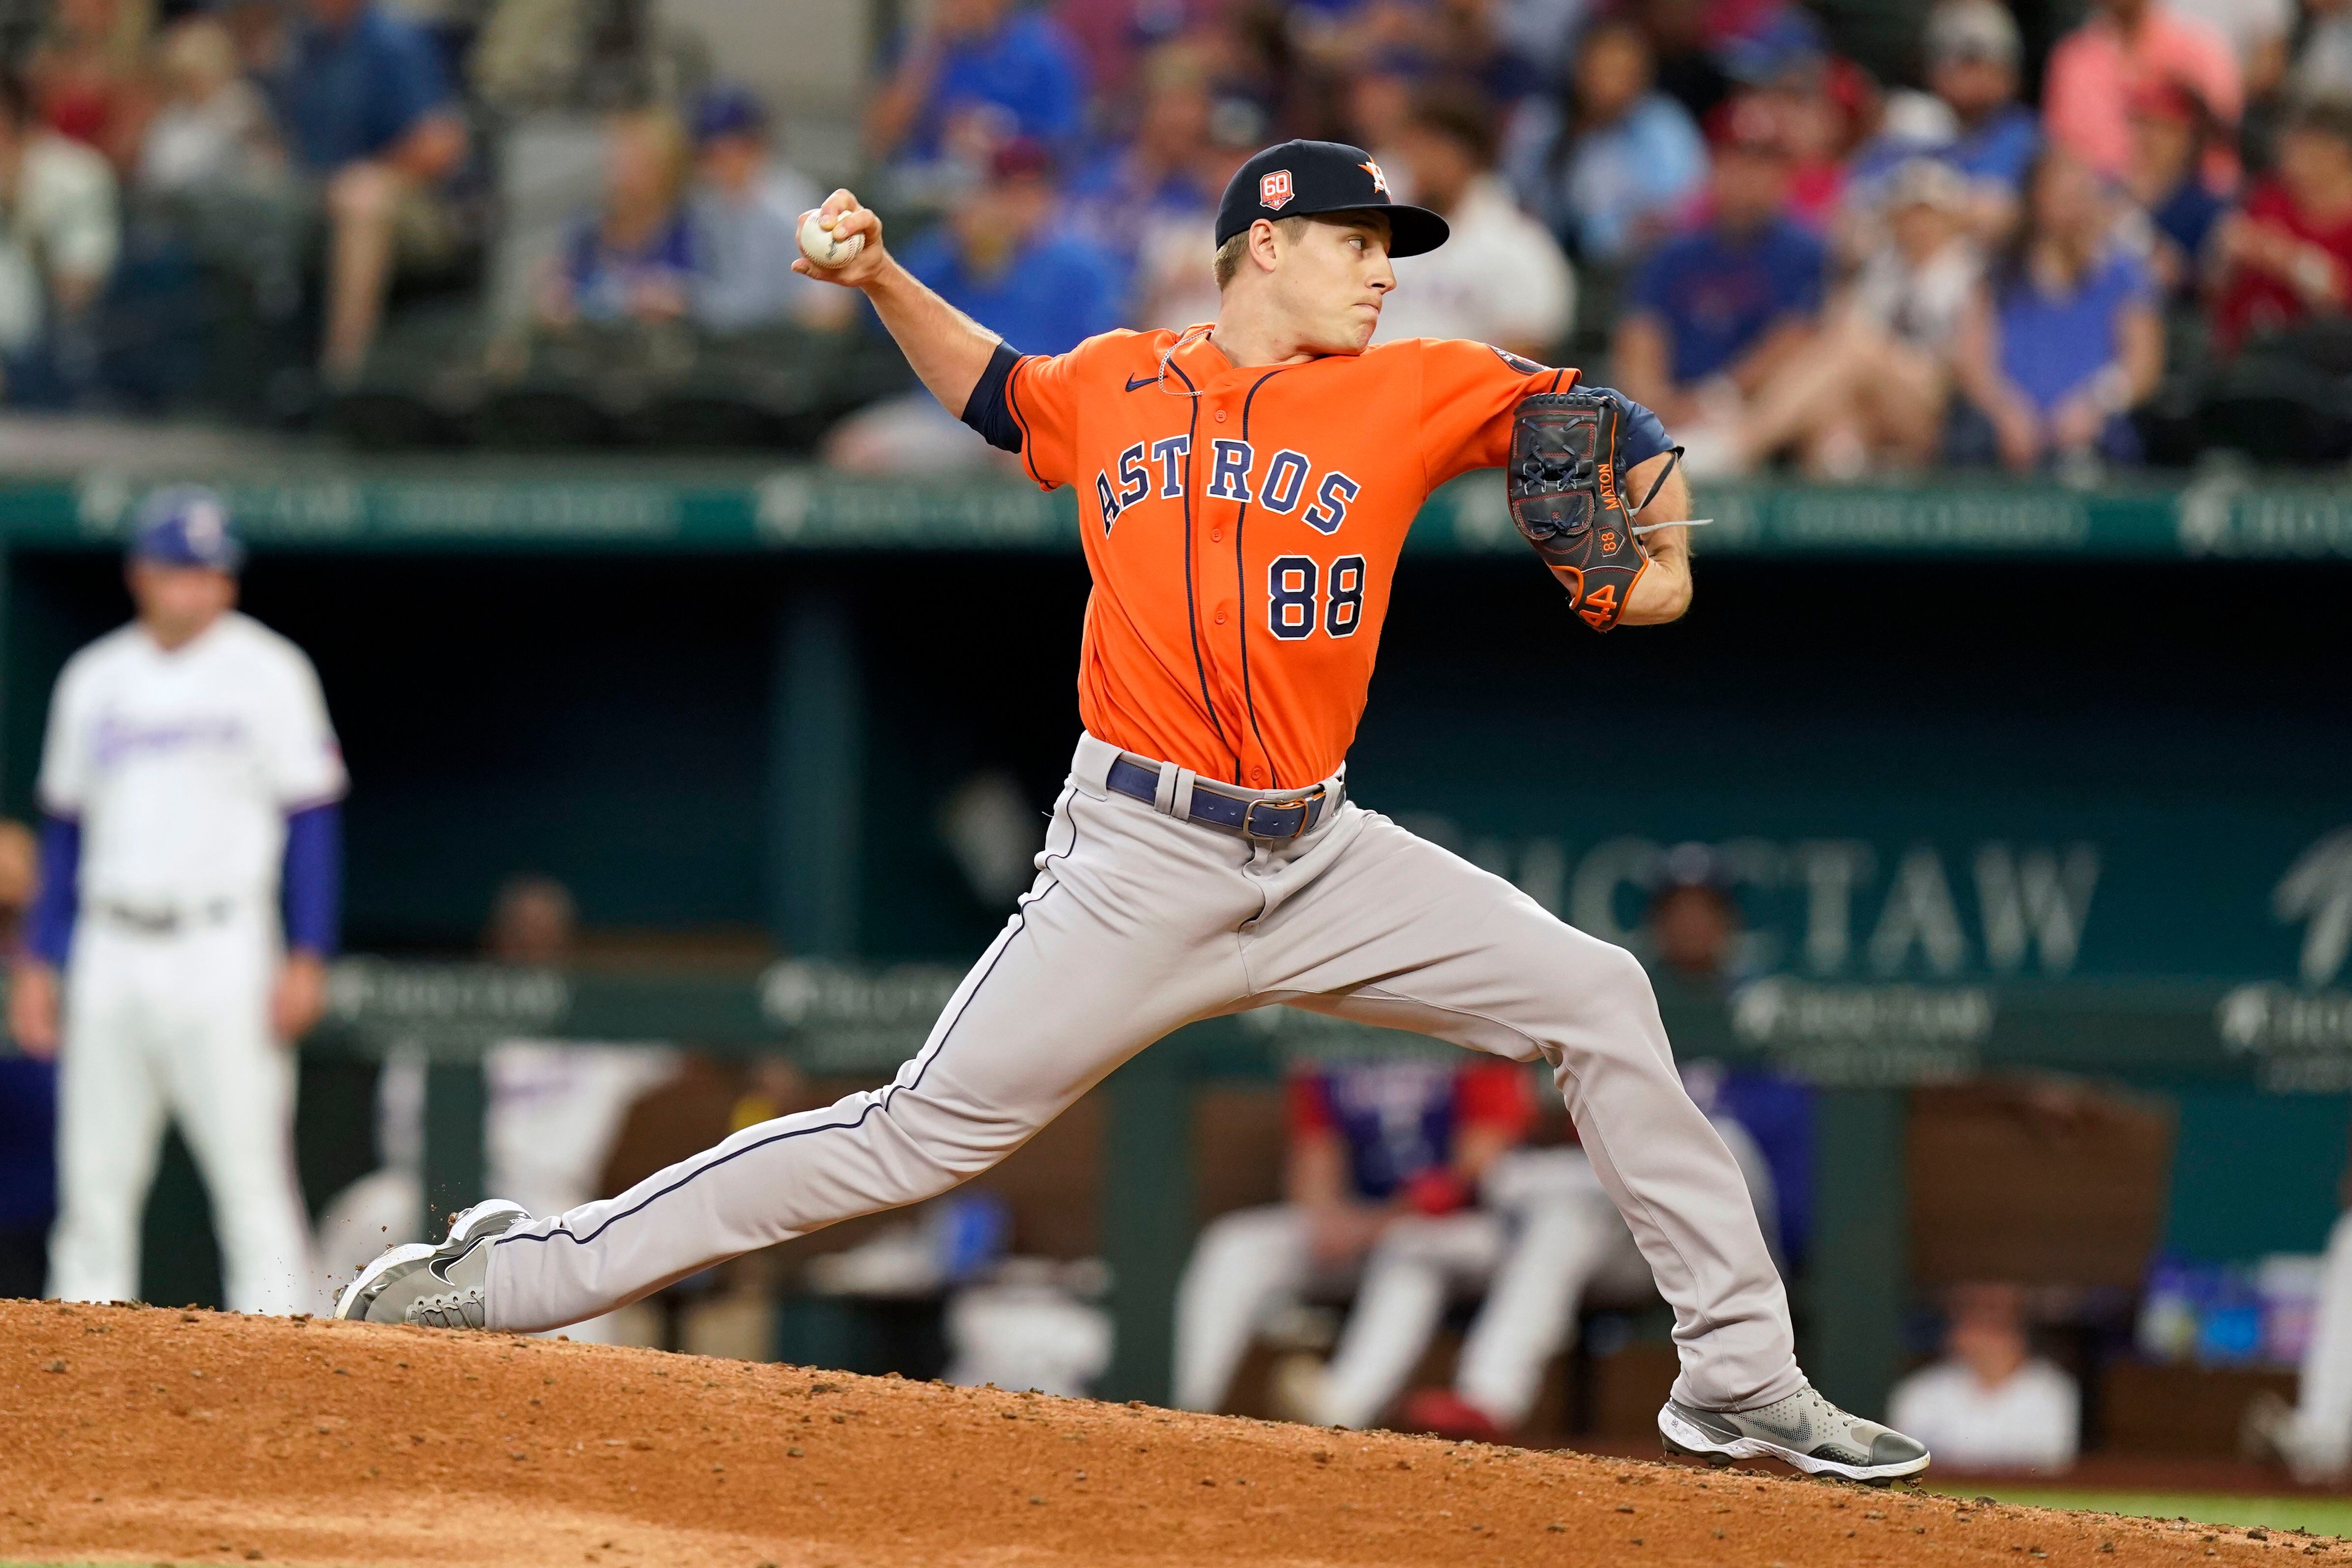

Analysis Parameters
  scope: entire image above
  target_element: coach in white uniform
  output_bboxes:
[10,488,345,1315]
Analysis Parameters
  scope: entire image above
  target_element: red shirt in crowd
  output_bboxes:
[2213,180,2352,352]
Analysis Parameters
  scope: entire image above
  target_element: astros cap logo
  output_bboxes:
[1360,159,1389,195]
[1260,169,1294,210]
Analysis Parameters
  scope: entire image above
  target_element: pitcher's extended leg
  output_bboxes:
[482,785,1253,1332]
[1244,810,1800,1412]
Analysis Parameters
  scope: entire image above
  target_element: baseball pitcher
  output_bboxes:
[338,139,1929,1481]
[15,489,343,1315]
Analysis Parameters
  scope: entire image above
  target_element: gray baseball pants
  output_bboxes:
[484,732,1803,1411]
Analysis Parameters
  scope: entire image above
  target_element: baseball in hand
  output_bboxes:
[798,210,865,269]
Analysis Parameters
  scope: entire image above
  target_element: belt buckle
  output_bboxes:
[1241,783,1325,841]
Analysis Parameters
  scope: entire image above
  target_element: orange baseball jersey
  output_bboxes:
[1007,327,1577,790]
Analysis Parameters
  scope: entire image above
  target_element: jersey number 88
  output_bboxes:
[1267,554,1366,641]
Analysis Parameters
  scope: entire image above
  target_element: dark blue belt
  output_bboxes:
[1105,757,1332,840]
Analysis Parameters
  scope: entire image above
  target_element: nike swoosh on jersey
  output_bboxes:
[1124,373,1158,392]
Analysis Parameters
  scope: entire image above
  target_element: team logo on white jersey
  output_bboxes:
[1260,169,1294,210]
[1360,160,1389,195]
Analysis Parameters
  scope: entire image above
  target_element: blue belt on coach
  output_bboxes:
[1105,757,1333,841]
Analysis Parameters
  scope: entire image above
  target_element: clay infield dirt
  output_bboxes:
[0,1300,2326,1567]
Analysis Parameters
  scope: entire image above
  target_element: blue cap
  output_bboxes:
[130,485,244,573]
[691,84,769,146]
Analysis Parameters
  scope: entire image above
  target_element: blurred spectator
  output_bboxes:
[1613,96,1827,476]
[1172,1055,1538,1431]
[538,109,693,328]
[827,138,1120,475]
[1126,95,1263,329]
[268,0,468,383]
[2043,0,2240,186]
[0,73,119,407]
[1646,842,1744,990]
[1375,84,1573,357]
[1849,0,2037,249]
[27,0,152,171]
[900,137,1119,349]
[137,17,281,196]
[1888,1282,2080,1471]
[487,872,575,963]
[1416,0,1549,109]
[1638,0,1734,125]
[2293,0,2352,101]
[1739,158,1980,474]
[0,818,51,1300]
[1722,10,1861,233]
[1507,17,1707,265]
[2213,96,2352,353]
[867,0,1089,193]
[684,85,844,334]
[1331,47,1421,171]
[1952,148,2162,472]
[2169,0,2290,103]
[1054,0,1218,105]
[2124,79,2229,300]
[1067,43,1220,308]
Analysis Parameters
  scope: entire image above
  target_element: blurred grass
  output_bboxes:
[1935,1487,2352,1538]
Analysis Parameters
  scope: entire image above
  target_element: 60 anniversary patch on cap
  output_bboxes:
[1216,139,1450,258]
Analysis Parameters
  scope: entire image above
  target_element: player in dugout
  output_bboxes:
[336,138,1931,1483]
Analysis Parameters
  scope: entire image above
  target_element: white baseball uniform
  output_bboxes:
[41,610,345,1315]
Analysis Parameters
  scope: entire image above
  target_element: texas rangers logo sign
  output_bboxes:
[1360,159,1389,195]
[1260,169,1294,211]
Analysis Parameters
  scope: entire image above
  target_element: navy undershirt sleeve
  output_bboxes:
[960,340,1025,454]
[27,814,79,967]
[1586,385,1676,469]
[282,802,343,957]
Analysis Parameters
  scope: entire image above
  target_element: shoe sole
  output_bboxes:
[329,1199,532,1322]
[1657,1403,1930,1485]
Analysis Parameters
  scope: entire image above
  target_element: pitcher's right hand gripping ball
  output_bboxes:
[1507,389,1658,632]
[798,207,864,268]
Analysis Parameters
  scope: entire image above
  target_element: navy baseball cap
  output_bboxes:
[129,485,244,573]
[1216,139,1449,258]
[690,84,768,145]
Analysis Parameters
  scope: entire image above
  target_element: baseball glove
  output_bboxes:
[1506,389,1675,632]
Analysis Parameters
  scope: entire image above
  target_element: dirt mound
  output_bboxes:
[0,1300,2296,1566]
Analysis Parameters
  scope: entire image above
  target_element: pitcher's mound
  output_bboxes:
[0,1301,2269,1565]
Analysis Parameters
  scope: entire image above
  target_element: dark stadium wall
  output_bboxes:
[6,550,2347,981]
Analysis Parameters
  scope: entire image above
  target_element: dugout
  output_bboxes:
[2,462,2349,1430]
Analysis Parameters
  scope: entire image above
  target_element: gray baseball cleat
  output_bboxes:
[331,1199,531,1328]
[1659,1384,1931,1484]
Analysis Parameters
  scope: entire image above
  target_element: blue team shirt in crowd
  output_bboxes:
[896,227,1121,356]
[272,2,453,173]
[562,212,698,323]
[897,11,1088,158]
[1630,218,1827,384]
[1317,1063,1458,1201]
[1995,247,2154,412]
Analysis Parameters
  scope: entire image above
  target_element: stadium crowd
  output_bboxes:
[7,0,2352,462]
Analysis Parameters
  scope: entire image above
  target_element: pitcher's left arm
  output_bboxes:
[1619,453,1692,626]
